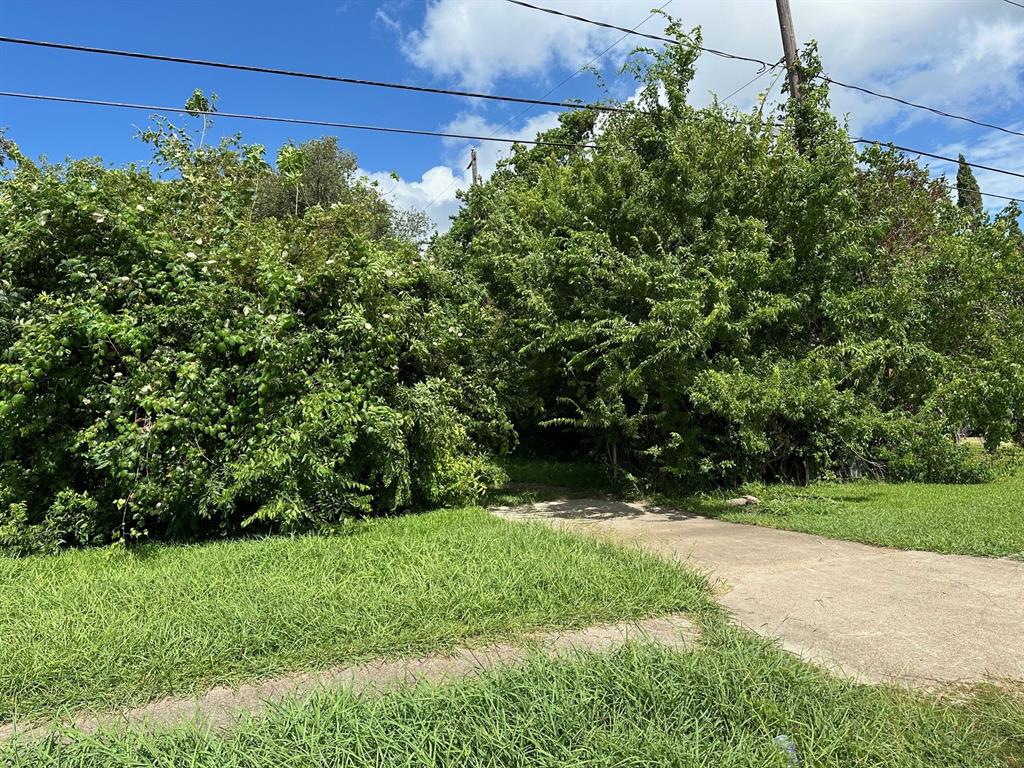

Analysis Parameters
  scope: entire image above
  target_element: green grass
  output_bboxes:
[703,469,1024,557]
[8,628,1022,767]
[487,457,616,507]
[498,457,612,490]
[0,507,708,724]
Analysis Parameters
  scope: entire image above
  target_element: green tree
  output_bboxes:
[956,153,983,216]
[252,136,431,245]
[437,20,1016,490]
[0,128,17,166]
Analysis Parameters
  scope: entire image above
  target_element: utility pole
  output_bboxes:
[775,0,800,101]
[468,148,479,186]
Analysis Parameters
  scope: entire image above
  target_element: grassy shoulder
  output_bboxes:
[702,469,1024,558]
[7,627,1021,767]
[0,507,709,724]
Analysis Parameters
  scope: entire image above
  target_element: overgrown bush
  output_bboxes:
[437,21,1024,490]
[0,117,510,554]
[4,21,1023,554]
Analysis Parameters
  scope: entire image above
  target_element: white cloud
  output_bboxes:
[405,1,642,90]
[362,164,468,235]
[388,0,1024,229]
[362,110,565,234]
[404,0,1024,135]
[441,109,563,176]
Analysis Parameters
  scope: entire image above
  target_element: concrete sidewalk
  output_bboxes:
[0,615,698,741]
[494,498,1024,687]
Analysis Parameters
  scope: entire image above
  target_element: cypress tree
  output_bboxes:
[956,154,983,216]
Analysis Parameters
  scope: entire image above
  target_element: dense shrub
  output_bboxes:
[437,23,1024,490]
[4,23,1024,553]
[0,118,509,553]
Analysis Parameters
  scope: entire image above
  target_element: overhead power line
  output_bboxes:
[509,0,674,125]
[852,137,1024,181]
[10,13,1021,145]
[3,91,1019,203]
[0,91,599,149]
[0,35,627,115]
[974,189,1023,203]
[853,138,1023,204]
[721,63,782,103]
[504,0,1024,140]
[504,0,771,67]
[1002,0,1024,9]
[823,76,1024,138]
[419,0,672,214]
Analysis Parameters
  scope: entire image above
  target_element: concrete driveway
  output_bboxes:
[493,498,1024,687]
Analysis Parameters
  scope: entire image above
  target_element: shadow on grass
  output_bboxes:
[519,497,700,523]
[487,458,620,508]
[490,457,893,525]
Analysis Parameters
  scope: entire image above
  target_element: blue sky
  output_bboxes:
[3,0,1022,231]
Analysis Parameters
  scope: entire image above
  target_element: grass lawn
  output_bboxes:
[0,507,708,724]
[706,469,1024,558]
[7,628,1022,767]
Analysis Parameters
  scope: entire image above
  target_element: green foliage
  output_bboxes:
[0,128,18,167]
[3,30,1023,549]
[956,153,983,216]
[253,136,432,244]
[0,111,509,553]
[438,23,1024,490]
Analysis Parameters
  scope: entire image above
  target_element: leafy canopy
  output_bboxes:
[437,20,1024,491]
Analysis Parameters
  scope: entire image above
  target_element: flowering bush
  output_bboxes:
[0,120,509,553]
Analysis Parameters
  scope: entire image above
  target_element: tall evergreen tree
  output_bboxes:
[956,154,983,216]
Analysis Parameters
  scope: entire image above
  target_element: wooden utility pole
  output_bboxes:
[775,0,801,101]
[468,148,479,186]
